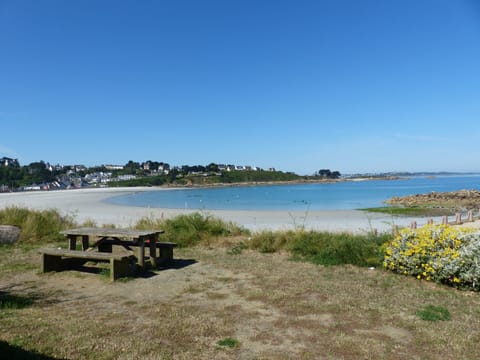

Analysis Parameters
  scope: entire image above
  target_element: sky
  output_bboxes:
[1,0,480,175]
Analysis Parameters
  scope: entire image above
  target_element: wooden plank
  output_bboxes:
[96,239,177,248]
[41,248,131,261]
[60,228,164,239]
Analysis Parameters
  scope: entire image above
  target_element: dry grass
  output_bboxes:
[1,244,480,359]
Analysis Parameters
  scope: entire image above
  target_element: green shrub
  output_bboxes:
[383,224,480,290]
[0,206,76,243]
[135,212,248,247]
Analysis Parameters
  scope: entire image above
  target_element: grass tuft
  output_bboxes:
[217,337,240,348]
[416,305,451,321]
[227,242,247,255]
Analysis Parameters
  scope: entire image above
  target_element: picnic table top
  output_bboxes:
[60,227,164,238]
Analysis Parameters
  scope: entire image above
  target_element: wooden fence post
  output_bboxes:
[468,210,473,222]
[392,225,399,236]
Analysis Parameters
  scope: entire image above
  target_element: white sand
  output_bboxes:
[0,187,439,233]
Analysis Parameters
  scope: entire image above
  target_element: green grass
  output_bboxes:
[360,206,453,216]
[217,337,240,348]
[416,305,452,321]
[248,230,390,267]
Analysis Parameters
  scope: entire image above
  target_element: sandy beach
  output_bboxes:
[0,187,449,233]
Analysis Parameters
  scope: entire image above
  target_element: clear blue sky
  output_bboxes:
[1,0,479,175]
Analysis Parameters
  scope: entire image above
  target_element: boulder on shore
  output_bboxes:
[0,225,21,244]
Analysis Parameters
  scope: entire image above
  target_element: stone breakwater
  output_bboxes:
[386,189,480,210]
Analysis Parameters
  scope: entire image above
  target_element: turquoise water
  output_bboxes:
[106,175,480,211]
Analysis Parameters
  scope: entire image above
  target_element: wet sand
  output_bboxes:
[0,187,440,233]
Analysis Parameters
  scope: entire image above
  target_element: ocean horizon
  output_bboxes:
[105,175,480,211]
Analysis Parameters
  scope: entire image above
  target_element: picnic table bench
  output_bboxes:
[41,248,136,281]
[40,227,177,281]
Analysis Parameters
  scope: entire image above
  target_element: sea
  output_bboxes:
[105,174,480,211]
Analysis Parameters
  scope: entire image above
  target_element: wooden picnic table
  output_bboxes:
[60,227,165,270]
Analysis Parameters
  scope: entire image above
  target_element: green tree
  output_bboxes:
[26,161,55,184]
[124,160,141,175]
[206,163,219,172]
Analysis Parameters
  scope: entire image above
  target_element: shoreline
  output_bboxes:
[0,187,443,233]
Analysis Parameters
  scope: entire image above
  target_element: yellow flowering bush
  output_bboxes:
[383,224,480,290]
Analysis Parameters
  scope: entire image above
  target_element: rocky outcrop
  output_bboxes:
[385,189,480,211]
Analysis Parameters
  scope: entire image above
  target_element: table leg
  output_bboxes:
[138,238,145,270]
[68,235,77,250]
[148,234,158,267]
[81,235,89,251]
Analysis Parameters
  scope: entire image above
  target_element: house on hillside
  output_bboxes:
[105,164,124,170]
[0,157,19,167]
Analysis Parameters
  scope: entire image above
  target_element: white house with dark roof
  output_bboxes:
[0,157,19,167]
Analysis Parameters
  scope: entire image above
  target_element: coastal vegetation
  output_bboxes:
[135,212,247,247]
[384,224,480,290]
[360,206,454,216]
[1,207,480,358]
[0,206,76,243]
[0,207,384,267]
[247,229,388,267]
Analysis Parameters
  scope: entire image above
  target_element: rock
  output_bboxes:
[0,225,21,244]
[385,189,480,211]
